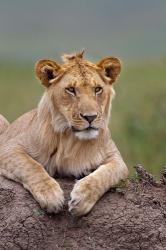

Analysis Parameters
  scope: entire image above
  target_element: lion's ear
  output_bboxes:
[35,59,61,87]
[97,57,121,84]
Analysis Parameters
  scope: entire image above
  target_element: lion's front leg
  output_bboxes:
[69,154,128,217]
[0,145,64,213]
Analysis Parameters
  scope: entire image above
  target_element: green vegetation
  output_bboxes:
[0,60,165,177]
[0,63,43,121]
[112,59,166,177]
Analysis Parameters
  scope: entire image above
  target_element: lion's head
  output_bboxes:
[35,51,121,140]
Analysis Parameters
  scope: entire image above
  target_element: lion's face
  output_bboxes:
[35,52,121,140]
[49,69,112,140]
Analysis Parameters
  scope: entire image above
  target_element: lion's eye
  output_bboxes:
[65,87,76,96]
[95,86,103,95]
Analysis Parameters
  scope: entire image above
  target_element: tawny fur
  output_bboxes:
[0,52,128,216]
[0,114,9,135]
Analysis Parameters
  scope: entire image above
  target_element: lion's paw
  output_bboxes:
[31,177,64,213]
[68,177,98,217]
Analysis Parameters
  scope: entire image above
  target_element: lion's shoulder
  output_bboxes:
[0,109,37,143]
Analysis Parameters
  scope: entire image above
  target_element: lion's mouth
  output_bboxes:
[71,126,99,133]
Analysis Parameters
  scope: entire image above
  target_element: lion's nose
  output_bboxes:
[80,113,97,123]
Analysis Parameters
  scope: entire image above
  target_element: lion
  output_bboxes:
[0,51,128,216]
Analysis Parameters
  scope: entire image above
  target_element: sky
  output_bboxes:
[0,0,166,62]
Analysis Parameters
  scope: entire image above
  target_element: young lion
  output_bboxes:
[0,51,128,216]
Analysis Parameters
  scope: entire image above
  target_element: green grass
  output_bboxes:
[111,59,166,177]
[0,63,43,121]
[0,60,165,177]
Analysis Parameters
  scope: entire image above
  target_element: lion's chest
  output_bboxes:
[46,138,106,177]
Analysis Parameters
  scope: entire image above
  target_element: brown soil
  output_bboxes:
[0,166,166,250]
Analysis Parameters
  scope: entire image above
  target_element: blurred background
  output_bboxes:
[0,0,165,177]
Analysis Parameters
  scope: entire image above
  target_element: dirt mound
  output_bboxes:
[0,166,166,250]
